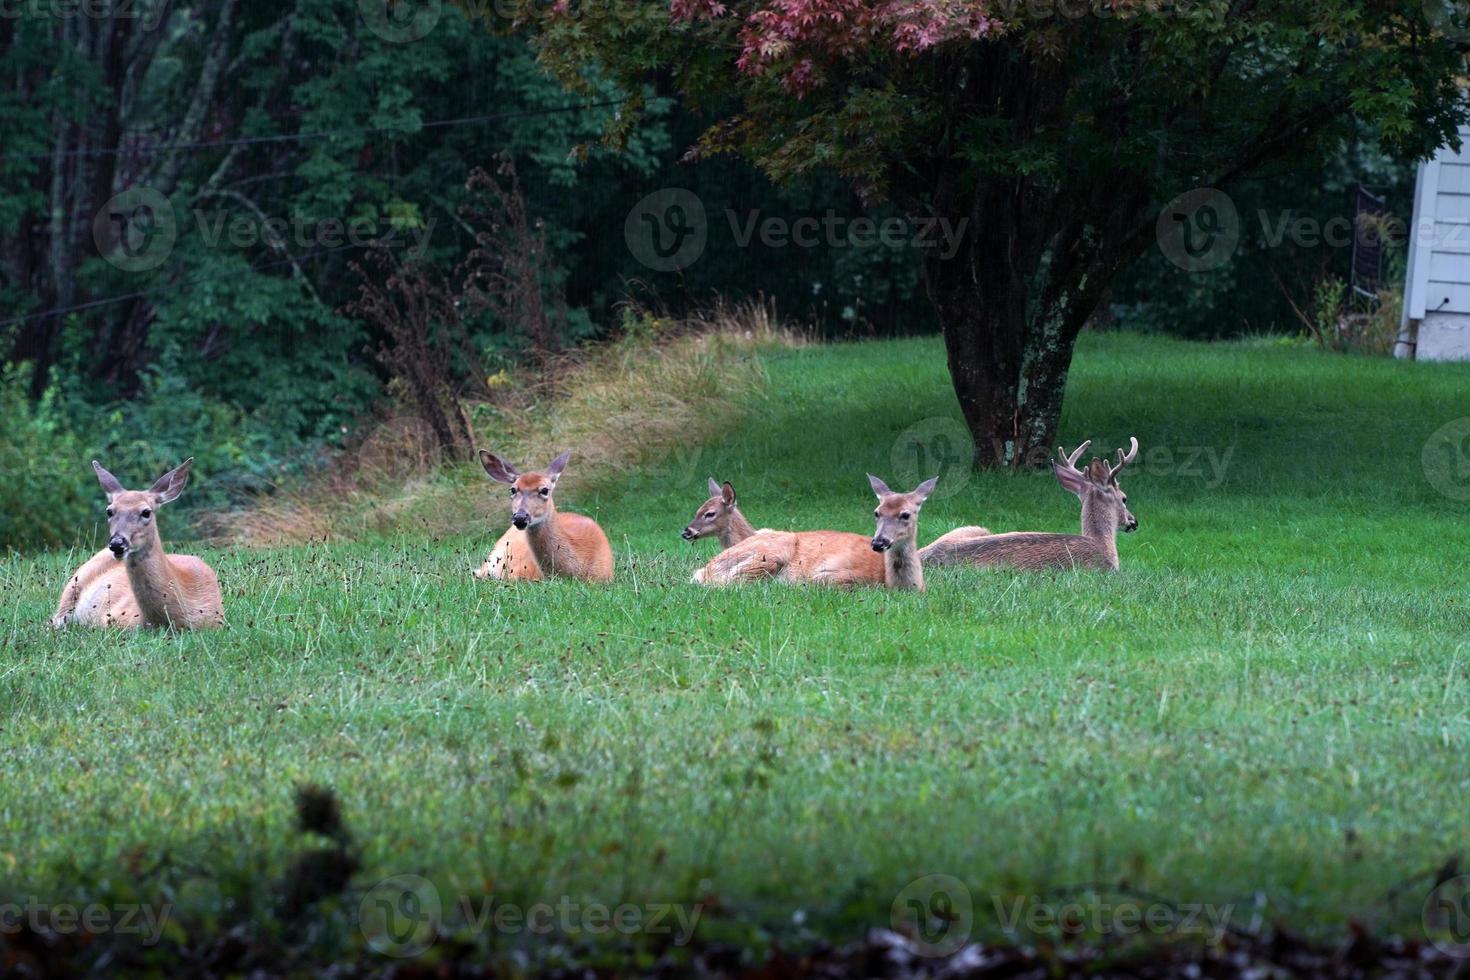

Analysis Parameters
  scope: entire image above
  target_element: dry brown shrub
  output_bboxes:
[213,299,802,547]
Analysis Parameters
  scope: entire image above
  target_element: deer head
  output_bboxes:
[868,474,939,553]
[93,458,193,560]
[1052,438,1139,535]
[479,449,571,530]
[682,478,738,542]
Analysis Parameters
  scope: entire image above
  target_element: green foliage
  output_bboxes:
[1114,143,1417,338]
[0,368,93,553]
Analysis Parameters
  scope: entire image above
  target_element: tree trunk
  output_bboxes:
[922,199,1118,470]
[929,275,1085,470]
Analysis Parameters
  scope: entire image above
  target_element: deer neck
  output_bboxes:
[1079,497,1119,564]
[524,504,571,575]
[720,507,756,548]
[884,537,924,591]
[124,528,183,626]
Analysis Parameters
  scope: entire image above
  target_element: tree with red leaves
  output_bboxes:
[512,0,1469,466]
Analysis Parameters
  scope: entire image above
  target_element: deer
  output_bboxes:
[681,478,759,548]
[472,527,542,581]
[475,449,614,583]
[691,474,938,590]
[920,438,1139,572]
[51,458,224,629]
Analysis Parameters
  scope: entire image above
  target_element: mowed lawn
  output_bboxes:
[2,332,1469,948]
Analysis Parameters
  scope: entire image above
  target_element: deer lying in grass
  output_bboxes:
[692,475,937,590]
[681,478,759,548]
[474,450,614,583]
[922,438,1139,571]
[51,458,224,629]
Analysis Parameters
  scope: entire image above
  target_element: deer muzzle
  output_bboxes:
[681,527,697,541]
[108,534,128,558]
[512,512,530,530]
[870,536,892,553]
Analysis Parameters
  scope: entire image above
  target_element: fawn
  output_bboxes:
[681,478,759,548]
[51,458,224,629]
[867,474,939,591]
[921,438,1139,571]
[692,474,937,590]
[475,450,614,583]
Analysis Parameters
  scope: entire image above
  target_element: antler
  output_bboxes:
[1056,440,1091,471]
[1108,437,1139,480]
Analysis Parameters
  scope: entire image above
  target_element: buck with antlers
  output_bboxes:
[474,450,614,583]
[922,438,1140,571]
[51,458,224,629]
[692,474,938,590]
[681,478,760,548]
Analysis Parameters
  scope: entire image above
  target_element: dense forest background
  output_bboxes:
[0,0,1417,550]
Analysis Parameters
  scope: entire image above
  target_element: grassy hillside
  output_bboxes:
[3,332,1469,962]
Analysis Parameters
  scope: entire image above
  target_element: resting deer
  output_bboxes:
[51,458,224,629]
[681,478,759,548]
[475,449,614,583]
[692,474,937,590]
[867,474,939,591]
[922,438,1139,571]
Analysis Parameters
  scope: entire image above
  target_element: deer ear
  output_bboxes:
[1052,461,1089,497]
[546,450,572,482]
[92,461,125,498]
[148,457,193,505]
[868,474,893,498]
[479,450,518,485]
[721,481,736,506]
[707,477,721,497]
[912,476,939,503]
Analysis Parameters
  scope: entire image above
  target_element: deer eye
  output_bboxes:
[140,509,152,520]
[106,507,115,518]
[508,488,516,497]
[900,512,911,520]
[538,487,550,497]
[874,511,881,519]
[704,511,716,519]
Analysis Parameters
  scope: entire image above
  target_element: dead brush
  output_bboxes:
[212,299,802,547]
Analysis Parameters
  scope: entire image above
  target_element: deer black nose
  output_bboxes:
[1126,517,1139,532]
[108,534,127,557]
[512,514,529,530]
[871,537,891,552]
[681,528,696,540]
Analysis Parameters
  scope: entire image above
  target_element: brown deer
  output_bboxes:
[475,449,614,583]
[473,527,542,581]
[692,474,938,590]
[867,474,939,591]
[921,438,1139,572]
[51,458,224,629]
[681,478,759,548]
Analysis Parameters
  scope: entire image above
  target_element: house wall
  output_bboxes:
[1400,128,1470,360]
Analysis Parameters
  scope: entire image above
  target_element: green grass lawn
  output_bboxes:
[3,332,1469,959]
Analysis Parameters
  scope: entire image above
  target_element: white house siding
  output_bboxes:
[1400,127,1470,360]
